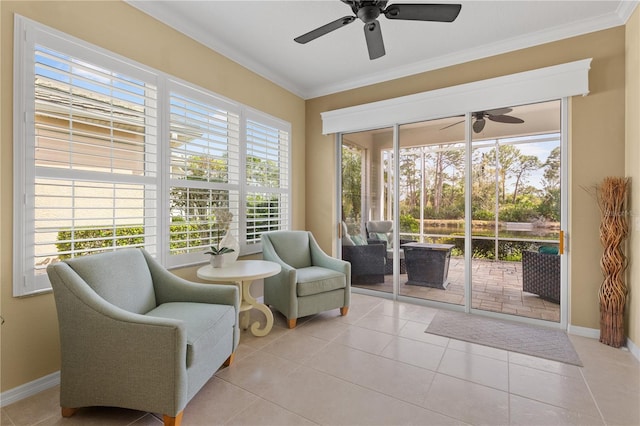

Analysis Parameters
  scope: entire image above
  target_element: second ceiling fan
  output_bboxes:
[294,1,462,60]
[442,108,526,133]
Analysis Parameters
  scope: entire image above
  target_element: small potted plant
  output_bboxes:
[205,218,235,267]
[205,244,235,268]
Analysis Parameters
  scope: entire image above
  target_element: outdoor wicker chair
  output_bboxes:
[522,250,560,303]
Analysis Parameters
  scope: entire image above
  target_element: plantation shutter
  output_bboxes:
[244,110,291,247]
[27,42,158,293]
[167,83,241,266]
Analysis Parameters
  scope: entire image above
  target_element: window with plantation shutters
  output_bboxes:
[167,85,241,266]
[244,112,290,246]
[14,16,291,296]
[15,19,159,296]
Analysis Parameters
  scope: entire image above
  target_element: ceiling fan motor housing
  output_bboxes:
[357,5,381,23]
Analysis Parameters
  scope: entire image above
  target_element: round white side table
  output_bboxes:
[197,260,281,337]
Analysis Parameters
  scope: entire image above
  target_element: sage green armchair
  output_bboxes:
[262,231,351,328]
[46,248,240,426]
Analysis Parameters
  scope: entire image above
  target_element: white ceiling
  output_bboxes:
[127,0,637,99]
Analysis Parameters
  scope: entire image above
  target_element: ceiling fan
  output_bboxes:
[441,108,525,133]
[294,1,462,60]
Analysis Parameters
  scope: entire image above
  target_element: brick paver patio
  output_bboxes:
[354,257,560,322]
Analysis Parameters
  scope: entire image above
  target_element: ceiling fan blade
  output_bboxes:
[485,107,512,116]
[294,16,356,44]
[364,20,385,60]
[384,3,462,22]
[473,119,486,133]
[440,119,465,130]
[488,114,525,124]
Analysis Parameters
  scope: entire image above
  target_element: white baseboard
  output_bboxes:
[627,337,640,362]
[567,324,600,339]
[0,371,60,407]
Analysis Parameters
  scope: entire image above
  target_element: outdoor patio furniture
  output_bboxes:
[341,222,387,284]
[366,221,412,274]
[403,242,455,289]
[342,243,386,284]
[522,250,560,303]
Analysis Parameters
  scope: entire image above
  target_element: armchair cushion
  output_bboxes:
[266,231,312,268]
[297,266,347,297]
[146,302,236,368]
[366,220,393,234]
[341,221,355,246]
[539,245,559,255]
[351,235,368,246]
[66,249,157,314]
[369,232,389,243]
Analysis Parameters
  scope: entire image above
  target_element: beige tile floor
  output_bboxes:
[3,293,639,426]
[355,258,561,322]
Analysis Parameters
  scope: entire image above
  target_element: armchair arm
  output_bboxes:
[261,234,298,291]
[309,233,350,278]
[141,250,239,308]
[367,239,387,249]
[47,262,189,415]
[261,234,300,319]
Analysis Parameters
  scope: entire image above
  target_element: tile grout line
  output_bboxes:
[578,365,608,426]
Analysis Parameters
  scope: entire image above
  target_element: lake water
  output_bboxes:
[405,223,559,241]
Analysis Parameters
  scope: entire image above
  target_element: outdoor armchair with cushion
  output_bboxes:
[47,248,240,426]
[341,222,386,284]
[262,230,351,328]
[522,248,560,303]
[366,220,414,274]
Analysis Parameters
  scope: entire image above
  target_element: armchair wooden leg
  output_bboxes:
[223,352,235,366]
[61,407,78,417]
[287,318,297,329]
[340,306,349,316]
[163,411,183,426]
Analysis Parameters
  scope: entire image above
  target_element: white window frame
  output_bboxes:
[13,15,291,296]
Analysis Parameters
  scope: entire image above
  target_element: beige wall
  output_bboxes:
[0,0,305,392]
[305,27,627,332]
[626,7,640,347]
[0,0,637,396]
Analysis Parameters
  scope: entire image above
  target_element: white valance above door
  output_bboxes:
[321,58,591,135]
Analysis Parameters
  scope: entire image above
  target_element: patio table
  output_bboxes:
[403,243,455,289]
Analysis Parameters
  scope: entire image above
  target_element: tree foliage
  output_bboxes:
[341,138,562,258]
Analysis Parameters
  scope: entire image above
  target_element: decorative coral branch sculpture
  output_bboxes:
[596,177,629,347]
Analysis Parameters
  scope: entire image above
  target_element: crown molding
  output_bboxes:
[126,1,307,99]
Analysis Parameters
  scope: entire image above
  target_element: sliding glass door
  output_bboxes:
[470,101,562,322]
[341,128,394,295]
[339,100,564,325]
[395,117,466,307]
